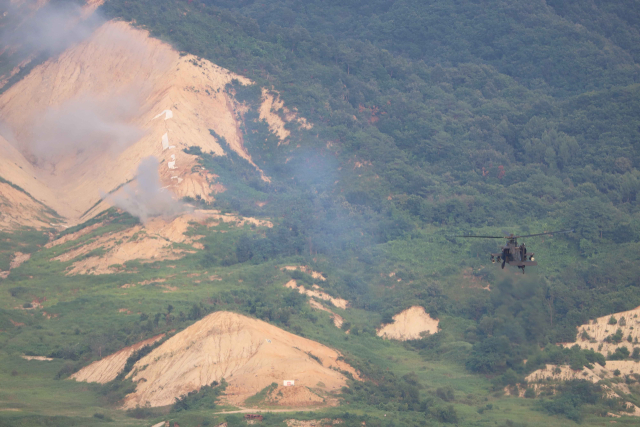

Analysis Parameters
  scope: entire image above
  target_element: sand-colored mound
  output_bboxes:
[561,305,640,355]
[121,311,356,409]
[285,280,347,309]
[71,334,164,384]
[377,306,439,341]
[0,19,284,226]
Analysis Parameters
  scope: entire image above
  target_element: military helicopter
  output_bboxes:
[455,230,574,274]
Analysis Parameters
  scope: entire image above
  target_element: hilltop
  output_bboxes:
[2,0,640,426]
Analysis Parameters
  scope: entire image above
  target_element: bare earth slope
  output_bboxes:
[561,304,640,355]
[377,306,440,341]
[0,20,255,224]
[71,334,164,384]
[122,311,357,409]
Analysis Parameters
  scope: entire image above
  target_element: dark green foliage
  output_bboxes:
[244,382,278,406]
[466,336,518,374]
[609,346,630,360]
[172,379,225,412]
[341,357,425,411]
[431,404,459,423]
[526,345,605,373]
[604,328,624,344]
[539,380,611,422]
[115,340,164,381]
[124,406,157,419]
[96,378,137,406]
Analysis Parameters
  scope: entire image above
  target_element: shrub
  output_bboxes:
[436,386,455,402]
[431,405,459,423]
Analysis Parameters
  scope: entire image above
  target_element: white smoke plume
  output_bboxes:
[28,94,144,163]
[107,156,191,223]
[0,0,103,56]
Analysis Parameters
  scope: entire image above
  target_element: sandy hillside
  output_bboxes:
[377,306,439,341]
[71,334,164,384]
[561,305,640,355]
[0,181,55,229]
[0,18,280,226]
[511,305,640,417]
[516,362,640,415]
[49,210,271,275]
[119,311,356,408]
[52,214,202,275]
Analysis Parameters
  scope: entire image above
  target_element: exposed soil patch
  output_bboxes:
[282,266,326,281]
[259,89,312,145]
[561,304,640,355]
[21,355,53,361]
[45,222,105,248]
[285,280,347,309]
[377,306,439,341]
[71,334,165,384]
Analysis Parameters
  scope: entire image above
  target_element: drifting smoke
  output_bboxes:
[0,0,103,56]
[28,94,144,163]
[107,156,191,223]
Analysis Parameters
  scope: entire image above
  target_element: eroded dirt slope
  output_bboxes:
[49,210,271,275]
[71,334,164,384]
[121,311,357,408]
[377,306,439,341]
[562,305,640,355]
[0,19,255,224]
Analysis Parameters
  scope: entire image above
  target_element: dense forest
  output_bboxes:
[100,0,640,351]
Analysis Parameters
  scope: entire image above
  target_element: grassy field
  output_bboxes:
[2,210,637,426]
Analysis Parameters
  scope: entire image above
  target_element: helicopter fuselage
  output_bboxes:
[490,238,536,272]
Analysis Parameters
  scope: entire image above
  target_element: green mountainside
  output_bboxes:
[2,0,640,425]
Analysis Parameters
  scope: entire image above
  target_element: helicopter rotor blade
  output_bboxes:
[453,229,574,239]
[515,229,574,238]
